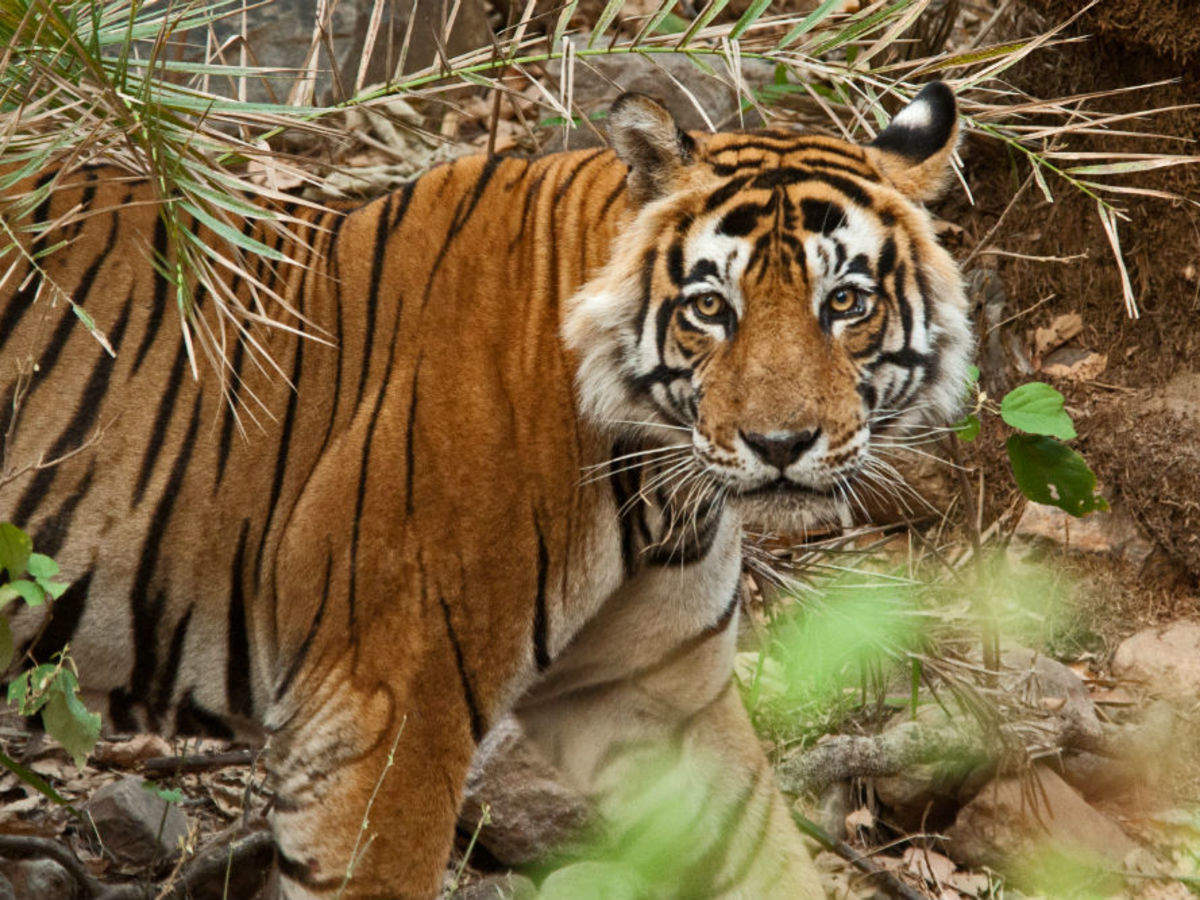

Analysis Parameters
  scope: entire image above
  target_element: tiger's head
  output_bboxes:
[564,83,973,528]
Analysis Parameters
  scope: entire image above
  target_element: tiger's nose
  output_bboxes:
[741,429,820,471]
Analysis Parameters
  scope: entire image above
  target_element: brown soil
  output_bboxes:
[941,3,1200,607]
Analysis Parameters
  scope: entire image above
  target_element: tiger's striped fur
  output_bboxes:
[0,84,969,898]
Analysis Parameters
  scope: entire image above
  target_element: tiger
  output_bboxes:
[0,81,970,898]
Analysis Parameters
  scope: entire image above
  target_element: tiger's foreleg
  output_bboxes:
[514,563,825,898]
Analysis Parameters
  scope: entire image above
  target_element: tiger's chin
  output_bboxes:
[729,487,847,536]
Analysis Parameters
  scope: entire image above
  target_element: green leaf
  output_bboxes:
[7,673,30,710]
[26,553,58,579]
[4,580,46,607]
[1006,435,1108,517]
[956,414,981,442]
[142,780,184,804]
[37,579,69,600]
[0,524,32,579]
[41,685,101,769]
[0,619,12,672]
[1000,382,1077,440]
[729,0,773,40]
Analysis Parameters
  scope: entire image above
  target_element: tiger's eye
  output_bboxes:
[826,287,866,317]
[691,292,727,319]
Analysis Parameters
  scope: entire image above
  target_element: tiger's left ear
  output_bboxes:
[608,92,697,205]
[863,82,959,202]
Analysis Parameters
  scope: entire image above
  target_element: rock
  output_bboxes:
[543,54,774,149]
[811,781,850,840]
[198,0,492,106]
[451,872,537,899]
[1112,620,1200,699]
[945,765,1137,873]
[83,776,189,866]
[461,717,593,865]
[0,860,73,900]
[1040,347,1108,381]
[1013,501,1152,566]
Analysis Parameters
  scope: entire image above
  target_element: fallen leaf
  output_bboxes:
[845,807,875,832]
[1041,348,1108,381]
[91,734,172,768]
[902,846,956,884]
[1033,312,1083,357]
[947,870,992,896]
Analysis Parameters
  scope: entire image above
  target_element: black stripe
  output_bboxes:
[107,690,140,734]
[348,330,400,627]
[631,248,657,341]
[253,298,308,590]
[532,517,550,671]
[131,213,171,376]
[801,198,847,235]
[439,597,484,743]
[552,150,605,206]
[132,339,188,508]
[16,199,123,415]
[32,463,93,560]
[153,605,193,721]
[0,170,57,357]
[226,520,253,719]
[752,168,873,208]
[718,203,764,237]
[702,175,752,213]
[353,202,391,410]
[214,330,246,489]
[12,290,132,528]
[390,181,417,230]
[175,691,235,740]
[127,393,203,703]
[24,568,93,664]
[403,355,421,516]
[276,549,331,701]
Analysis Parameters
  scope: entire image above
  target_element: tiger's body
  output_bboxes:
[0,85,970,898]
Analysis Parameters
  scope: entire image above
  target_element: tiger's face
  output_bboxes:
[566,84,972,527]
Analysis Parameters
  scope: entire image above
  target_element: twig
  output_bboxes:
[140,749,255,775]
[790,812,927,900]
[959,170,1035,271]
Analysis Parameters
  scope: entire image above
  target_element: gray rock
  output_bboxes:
[452,872,537,899]
[998,647,1103,748]
[945,766,1137,874]
[544,54,774,149]
[1112,619,1200,699]
[461,718,593,866]
[0,860,72,900]
[191,0,493,106]
[83,776,189,866]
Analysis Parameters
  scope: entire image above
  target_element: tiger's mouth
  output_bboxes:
[735,477,838,500]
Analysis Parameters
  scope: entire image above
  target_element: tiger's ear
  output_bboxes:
[864,82,959,202]
[608,92,696,205]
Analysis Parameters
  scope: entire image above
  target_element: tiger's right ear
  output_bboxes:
[608,92,696,206]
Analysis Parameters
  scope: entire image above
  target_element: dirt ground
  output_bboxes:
[940,1,1200,645]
